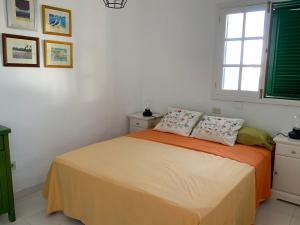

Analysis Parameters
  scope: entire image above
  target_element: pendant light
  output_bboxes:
[103,0,128,9]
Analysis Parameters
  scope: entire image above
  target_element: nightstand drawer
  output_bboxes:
[0,137,4,151]
[276,143,300,159]
[130,118,149,128]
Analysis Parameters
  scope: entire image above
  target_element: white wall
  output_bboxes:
[140,0,300,135]
[0,0,143,192]
[2,0,300,192]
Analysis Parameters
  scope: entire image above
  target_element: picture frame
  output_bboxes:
[44,40,73,68]
[6,0,37,31]
[2,33,40,67]
[42,5,72,37]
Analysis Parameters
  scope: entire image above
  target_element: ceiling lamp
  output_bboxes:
[103,0,128,9]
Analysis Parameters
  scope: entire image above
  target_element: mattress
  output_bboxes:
[44,134,256,225]
[129,129,272,206]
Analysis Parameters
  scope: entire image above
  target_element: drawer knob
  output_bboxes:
[274,171,278,175]
[136,122,140,126]
[291,151,297,154]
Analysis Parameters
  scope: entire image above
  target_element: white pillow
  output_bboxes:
[154,107,202,136]
[191,115,244,146]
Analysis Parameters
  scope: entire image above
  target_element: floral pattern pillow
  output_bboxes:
[191,116,244,146]
[154,108,202,136]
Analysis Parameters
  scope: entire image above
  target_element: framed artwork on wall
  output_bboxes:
[42,5,72,37]
[44,40,73,68]
[2,33,40,67]
[6,0,37,30]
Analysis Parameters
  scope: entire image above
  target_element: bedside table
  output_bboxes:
[128,112,163,132]
[272,135,300,205]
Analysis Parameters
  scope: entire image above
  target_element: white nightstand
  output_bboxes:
[272,135,300,205]
[128,112,163,133]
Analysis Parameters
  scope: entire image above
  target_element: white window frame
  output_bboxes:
[213,2,271,102]
[212,0,300,107]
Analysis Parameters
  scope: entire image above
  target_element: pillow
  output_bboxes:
[237,127,275,150]
[191,115,244,146]
[154,107,202,136]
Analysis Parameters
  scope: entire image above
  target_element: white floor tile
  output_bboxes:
[0,215,28,225]
[15,192,47,218]
[60,216,83,225]
[255,209,293,225]
[294,207,300,219]
[291,217,300,225]
[24,211,67,225]
[258,198,296,216]
[1,190,299,225]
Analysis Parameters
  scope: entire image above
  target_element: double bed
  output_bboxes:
[44,129,272,225]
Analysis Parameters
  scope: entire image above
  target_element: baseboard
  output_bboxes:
[14,183,44,200]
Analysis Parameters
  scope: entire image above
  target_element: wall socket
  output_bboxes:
[212,107,222,114]
[11,161,16,171]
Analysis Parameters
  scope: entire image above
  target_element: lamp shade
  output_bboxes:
[103,0,128,9]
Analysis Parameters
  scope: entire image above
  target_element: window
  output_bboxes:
[266,1,300,100]
[223,10,266,92]
[214,1,300,104]
[214,4,269,101]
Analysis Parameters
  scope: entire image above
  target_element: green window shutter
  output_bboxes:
[266,1,300,100]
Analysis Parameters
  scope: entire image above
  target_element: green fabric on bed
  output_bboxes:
[237,127,275,150]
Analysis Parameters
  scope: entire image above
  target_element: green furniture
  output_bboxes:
[0,125,15,222]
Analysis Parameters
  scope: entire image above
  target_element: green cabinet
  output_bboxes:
[0,126,16,222]
[0,152,8,214]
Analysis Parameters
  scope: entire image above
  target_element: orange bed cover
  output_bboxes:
[128,129,271,206]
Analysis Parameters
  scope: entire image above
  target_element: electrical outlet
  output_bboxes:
[212,107,222,114]
[11,161,16,171]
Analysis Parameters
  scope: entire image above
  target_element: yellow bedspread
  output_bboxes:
[44,136,256,225]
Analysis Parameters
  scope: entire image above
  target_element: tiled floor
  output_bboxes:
[0,191,299,225]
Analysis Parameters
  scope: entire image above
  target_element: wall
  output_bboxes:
[0,0,143,192]
[2,0,299,192]
[140,0,300,135]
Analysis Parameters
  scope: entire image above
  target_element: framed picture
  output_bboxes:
[6,0,37,30]
[44,40,73,68]
[42,5,72,37]
[2,33,40,67]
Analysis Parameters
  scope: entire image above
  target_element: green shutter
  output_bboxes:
[266,0,300,100]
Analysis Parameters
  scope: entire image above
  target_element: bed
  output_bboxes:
[44,129,271,225]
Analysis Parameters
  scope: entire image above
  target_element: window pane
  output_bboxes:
[222,67,240,90]
[245,11,266,37]
[241,67,261,91]
[226,13,244,39]
[243,40,263,65]
[224,41,242,65]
